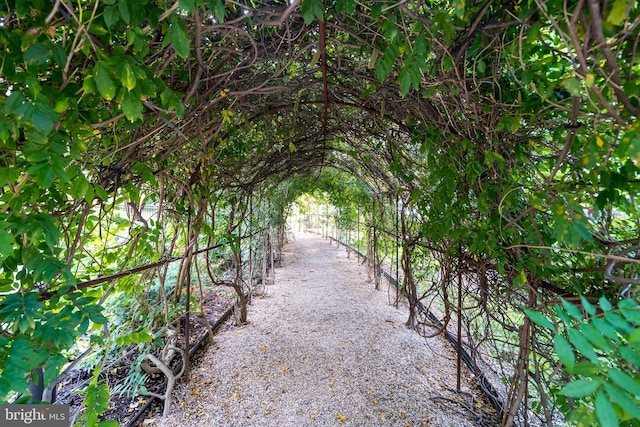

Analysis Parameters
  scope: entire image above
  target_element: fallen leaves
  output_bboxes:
[335,413,347,421]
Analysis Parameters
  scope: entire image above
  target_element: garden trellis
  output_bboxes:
[1,0,639,425]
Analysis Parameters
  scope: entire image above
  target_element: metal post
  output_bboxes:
[457,267,462,392]
[395,194,399,308]
[356,208,360,261]
[249,193,253,291]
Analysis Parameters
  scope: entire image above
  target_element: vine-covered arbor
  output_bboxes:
[1,0,639,425]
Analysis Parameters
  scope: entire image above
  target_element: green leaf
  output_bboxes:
[563,78,581,97]
[103,6,119,29]
[580,296,597,316]
[619,299,640,324]
[607,0,629,25]
[207,0,225,22]
[560,378,602,398]
[572,361,600,376]
[120,63,137,90]
[71,175,90,199]
[122,91,143,122]
[89,312,109,325]
[31,110,54,135]
[603,383,640,419]
[94,63,116,101]
[605,313,632,334]
[525,309,555,330]
[169,17,190,59]
[554,334,575,371]
[94,184,109,200]
[453,0,465,18]
[4,91,25,114]
[23,43,50,67]
[599,296,613,312]
[398,66,412,97]
[43,354,67,387]
[0,229,14,254]
[300,0,324,24]
[568,327,600,363]
[562,299,584,320]
[595,391,618,426]
[335,0,356,14]
[98,421,120,427]
[580,323,613,351]
[118,0,131,24]
[179,0,195,11]
[607,369,640,397]
[513,270,533,288]
[619,346,640,368]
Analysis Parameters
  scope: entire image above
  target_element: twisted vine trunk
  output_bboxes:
[401,205,419,329]
[228,199,249,325]
[502,287,535,427]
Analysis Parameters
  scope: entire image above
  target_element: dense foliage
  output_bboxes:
[1,0,639,425]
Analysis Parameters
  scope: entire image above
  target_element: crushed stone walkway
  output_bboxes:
[158,232,481,427]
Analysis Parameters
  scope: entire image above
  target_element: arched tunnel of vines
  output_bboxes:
[1,0,640,425]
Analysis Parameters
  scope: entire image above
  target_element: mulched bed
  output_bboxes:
[55,287,235,426]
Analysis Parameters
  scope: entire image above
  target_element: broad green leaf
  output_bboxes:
[619,346,640,367]
[580,295,596,316]
[118,0,131,24]
[580,323,613,351]
[120,63,137,90]
[300,0,324,24]
[512,269,527,287]
[207,0,225,22]
[179,0,195,11]
[23,43,50,67]
[608,369,640,397]
[335,0,356,14]
[554,334,575,371]
[603,383,640,419]
[104,6,119,29]
[453,0,465,18]
[398,67,412,97]
[591,317,621,343]
[560,378,601,398]
[169,18,190,59]
[595,391,618,426]
[43,354,67,387]
[122,91,143,122]
[71,176,89,199]
[94,184,109,200]
[568,328,599,363]
[619,299,640,324]
[563,78,581,96]
[572,361,600,376]
[525,309,555,330]
[599,296,613,312]
[605,313,632,334]
[0,230,14,255]
[94,63,116,101]
[607,0,629,25]
[562,299,583,320]
[31,110,54,135]
[4,91,25,114]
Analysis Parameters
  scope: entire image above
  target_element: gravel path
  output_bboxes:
[158,232,484,427]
